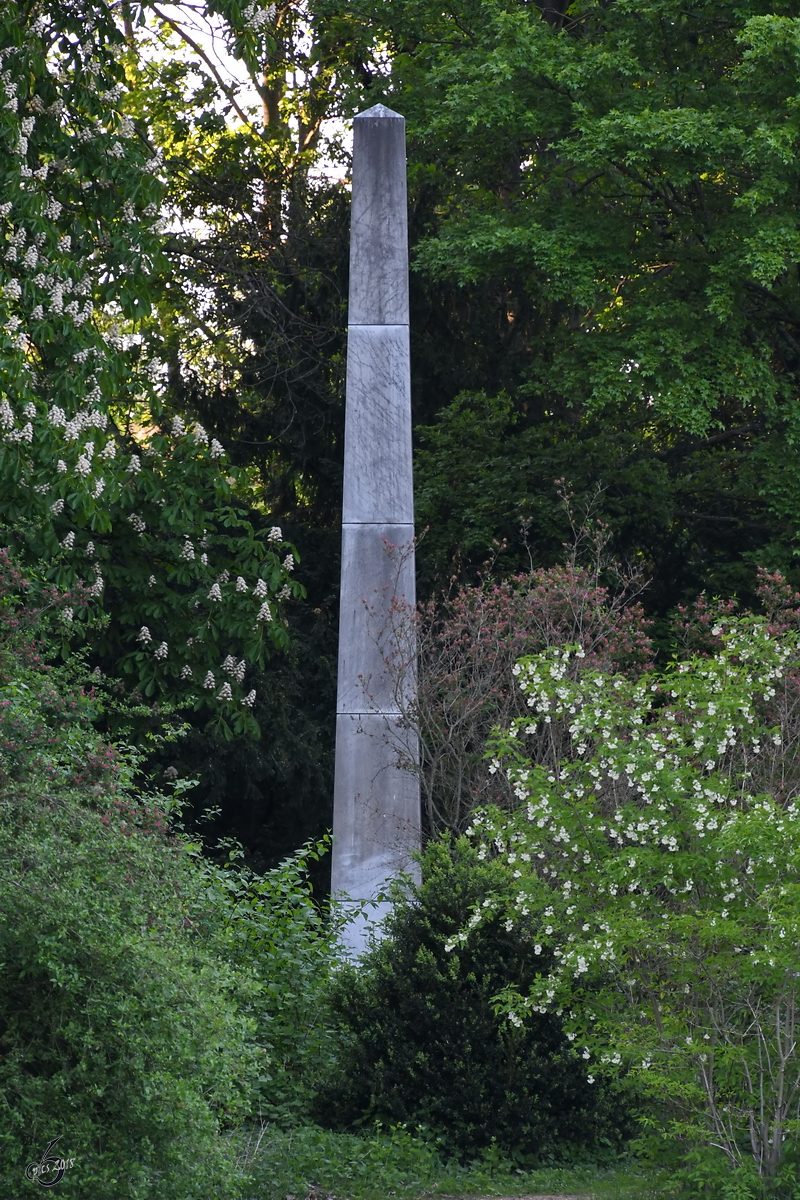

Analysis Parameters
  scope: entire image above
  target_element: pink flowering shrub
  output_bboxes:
[383,555,653,836]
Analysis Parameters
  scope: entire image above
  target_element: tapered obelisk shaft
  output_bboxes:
[331,105,421,956]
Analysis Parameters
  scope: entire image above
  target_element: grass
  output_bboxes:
[236,1124,670,1200]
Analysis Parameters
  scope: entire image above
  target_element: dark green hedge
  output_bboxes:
[315,836,635,1162]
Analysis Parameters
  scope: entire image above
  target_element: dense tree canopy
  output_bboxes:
[3,0,800,867]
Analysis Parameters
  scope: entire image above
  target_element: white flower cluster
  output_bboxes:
[127,513,146,534]
[241,689,257,708]
[207,582,222,602]
[203,671,215,689]
[171,415,185,436]
[242,2,276,33]
[256,602,272,622]
[154,642,168,660]
[268,525,282,542]
[179,539,195,561]
[216,682,232,702]
[236,576,248,592]
[210,438,224,459]
[7,421,32,443]
[222,655,246,683]
[137,626,152,644]
[253,578,269,598]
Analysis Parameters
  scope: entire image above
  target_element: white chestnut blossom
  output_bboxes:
[216,682,233,702]
[50,498,64,514]
[207,582,222,602]
[241,690,257,708]
[282,554,294,572]
[127,513,146,534]
[137,626,152,644]
[267,525,282,542]
[203,671,215,689]
[61,531,75,549]
[128,454,141,473]
[9,422,33,443]
[154,642,168,660]
[256,602,272,622]
[253,578,269,598]
[171,415,185,436]
[180,665,193,679]
[209,438,224,458]
[56,459,66,473]
[179,540,195,561]
[193,424,209,446]
[235,576,248,592]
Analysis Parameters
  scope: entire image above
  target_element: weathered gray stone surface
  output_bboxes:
[331,104,420,957]
[342,325,412,523]
[336,522,416,715]
[347,105,409,327]
[332,712,420,891]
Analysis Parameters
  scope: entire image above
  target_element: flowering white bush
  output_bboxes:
[458,614,800,1180]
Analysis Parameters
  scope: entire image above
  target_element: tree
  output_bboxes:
[456,591,800,1183]
[0,0,302,746]
[330,0,800,607]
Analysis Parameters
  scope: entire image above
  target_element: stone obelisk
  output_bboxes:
[331,105,421,957]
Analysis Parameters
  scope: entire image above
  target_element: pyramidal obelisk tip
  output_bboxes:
[355,103,403,120]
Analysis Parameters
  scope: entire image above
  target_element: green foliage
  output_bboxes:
[0,563,337,1198]
[189,836,341,1126]
[314,836,633,1161]
[462,611,800,1180]
[0,781,257,1199]
[238,1122,664,1200]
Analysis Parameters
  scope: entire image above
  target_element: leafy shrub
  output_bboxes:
[465,607,800,1183]
[0,553,337,1197]
[314,836,634,1161]
[0,777,259,1199]
[193,838,341,1126]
